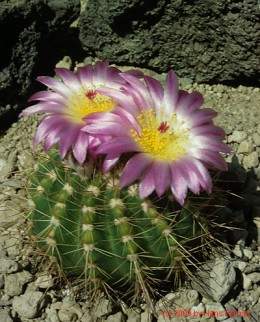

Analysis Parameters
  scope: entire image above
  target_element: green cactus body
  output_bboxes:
[28,149,213,302]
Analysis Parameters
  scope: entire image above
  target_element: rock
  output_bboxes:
[34,274,54,289]
[191,258,236,302]
[248,290,259,306]
[242,273,252,290]
[190,302,205,318]
[157,311,173,322]
[205,302,226,321]
[257,124,260,136]
[105,311,124,321]
[0,199,24,229]
[80,308,92,322]
[243,151,259,169]
[228,131,247,144]
[243,311,259,322]
[79,0,259,85]
[0,0,81,125]
[155,290,200,317]
[0,309,13,322]
[244,263,260,274]
[252,133,260,147]
[58,297,83,321]
[246,272,260,284]
[12,290,47,319]
[0,257,18,274]
[237,139,254,154]
[243,249,253,261]
[2,179,24,188]
[93,297,112,319]
[45,307,60,322]
[4,270,33,297]
[55,56,73,70]
[140,308,152,322]
[0,274,4,288]
[58,310,77,322]
[0,159,13,182]
[224,304,244,322]
[233,240,246,259]
[125,307,141,322]
[232,260,247,272]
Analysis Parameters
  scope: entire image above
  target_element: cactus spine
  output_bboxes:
[28,149,215,304]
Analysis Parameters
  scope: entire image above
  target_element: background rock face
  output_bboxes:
[79,0,259,85]
[0,0,81,127]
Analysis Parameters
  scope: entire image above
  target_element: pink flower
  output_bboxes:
[83,71,232,205]
[19,61,131,163]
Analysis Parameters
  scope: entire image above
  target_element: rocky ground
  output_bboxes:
[0,58,259,322]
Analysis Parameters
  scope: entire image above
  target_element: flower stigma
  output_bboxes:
[67,87,116,121]
[131,109,190,161]
[157,121,169,133]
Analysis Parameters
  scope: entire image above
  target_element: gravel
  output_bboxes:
[0,58,259,321]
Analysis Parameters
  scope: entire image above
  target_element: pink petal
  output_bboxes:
[107,66,124,84]
[96,87,137,112]
[188,108,218,127]
[144,76,164,111]
[83,121,131,137]
[77,64,93,85]
[59,123,81,159]
[120,153,152,187]
[84,110,141,138]
[177,156,212,195]
[120,73,153,108]
[191,125,226,139]
[36,76,71,98]
[170,162,188,205]
[139,163,156,199]
[19,103,67,117]
[113,107,141,134]
[192,137,232,153]
[190,149,229,171]
[103,153,120,172]
[72,131,90,164]
[121,85,147,113]
[34,115,64,146]
[177,91,204,116]
[174,158,203,195]
[28,91,67,104]
[177,90,189,106]
[83,111,123,124]
[43,127,63,151]
[93,61,109,83]
[55,68,82,90]
[153,162,171,197]
[96,137,140,155]
[163,70,179,114]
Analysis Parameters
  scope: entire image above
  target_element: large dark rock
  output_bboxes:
[0,0,81,127]
[79,0,259,85]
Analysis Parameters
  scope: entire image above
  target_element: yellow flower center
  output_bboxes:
[67,87,116,122]
[131,109,189,161]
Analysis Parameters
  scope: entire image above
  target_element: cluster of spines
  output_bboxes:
[28,149,212,303]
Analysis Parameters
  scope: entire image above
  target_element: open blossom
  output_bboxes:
[19,61,131,163]
[83,71,232,205]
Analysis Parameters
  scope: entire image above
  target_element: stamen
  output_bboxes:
[131,109,189,161]
[67,86,116,121]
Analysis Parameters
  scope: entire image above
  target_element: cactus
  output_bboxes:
[28,148,220,304]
